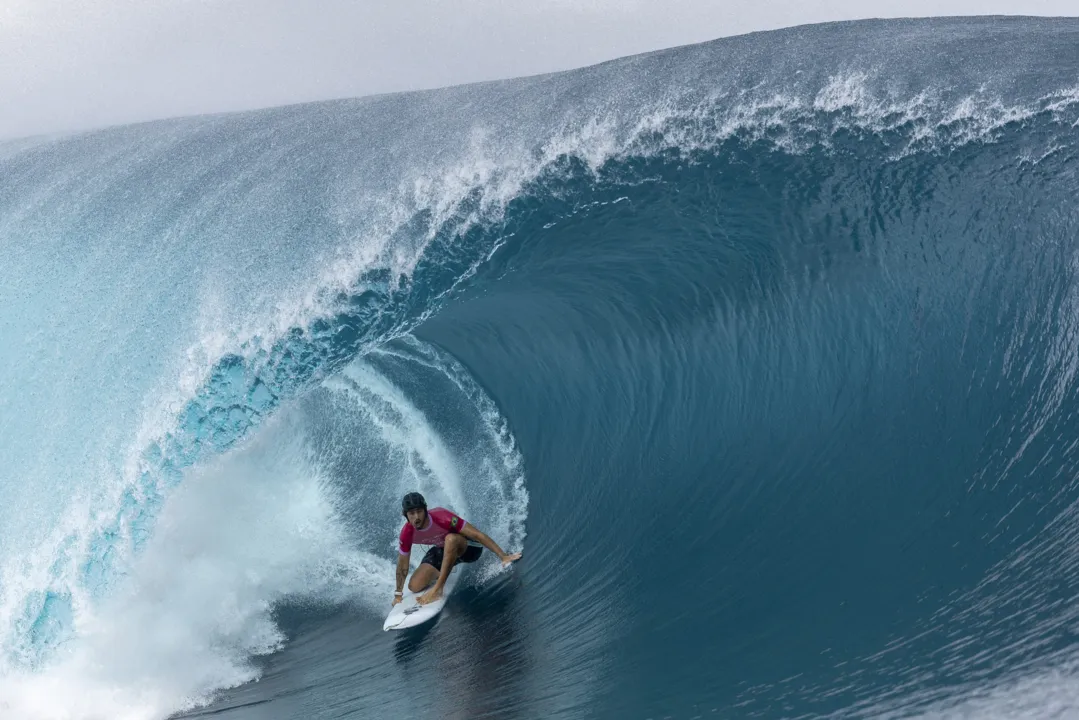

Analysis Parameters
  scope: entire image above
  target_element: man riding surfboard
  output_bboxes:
[393,492,522,606]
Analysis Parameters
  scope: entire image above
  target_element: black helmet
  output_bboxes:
[401,492,427,516]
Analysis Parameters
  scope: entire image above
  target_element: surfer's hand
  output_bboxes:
[500,551,522,566]
[392,594,403,606]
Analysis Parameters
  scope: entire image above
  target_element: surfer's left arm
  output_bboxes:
[459,523,522,566]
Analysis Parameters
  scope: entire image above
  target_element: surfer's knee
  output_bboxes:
[446,533,467,553]
[408,564,436,592]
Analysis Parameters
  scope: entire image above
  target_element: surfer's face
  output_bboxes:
[406,508,427,528]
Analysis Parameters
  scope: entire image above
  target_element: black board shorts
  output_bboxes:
[421,543,482,571]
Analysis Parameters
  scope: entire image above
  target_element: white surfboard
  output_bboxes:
[383,574,458,631]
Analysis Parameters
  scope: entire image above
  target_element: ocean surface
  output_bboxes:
[2,16,1079,720]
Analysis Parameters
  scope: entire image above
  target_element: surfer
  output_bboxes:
[393,492,521,606]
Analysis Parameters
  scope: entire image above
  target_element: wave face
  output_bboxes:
[2,15,1079,720]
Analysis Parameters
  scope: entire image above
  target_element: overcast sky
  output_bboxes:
[0,0,1075,140]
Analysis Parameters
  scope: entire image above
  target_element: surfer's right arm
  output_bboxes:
[393,551,409,606]
[394,522,415,605]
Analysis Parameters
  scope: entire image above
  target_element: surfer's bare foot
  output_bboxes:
[418,588,443,605]
[500,551,522,566]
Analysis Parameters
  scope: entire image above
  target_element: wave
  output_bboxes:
[1,15,1078,720]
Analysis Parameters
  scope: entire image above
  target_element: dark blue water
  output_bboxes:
[2,15,1079,720]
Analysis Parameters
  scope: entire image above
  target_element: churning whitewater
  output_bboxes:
[2,16,1079,720]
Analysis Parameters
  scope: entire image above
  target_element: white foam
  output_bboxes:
[330,362,471,515]
[0,408,383,720]
[814,72,874,113]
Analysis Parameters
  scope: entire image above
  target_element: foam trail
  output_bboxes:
[0,409,382,720]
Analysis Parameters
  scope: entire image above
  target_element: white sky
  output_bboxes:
[0,0,1075,140]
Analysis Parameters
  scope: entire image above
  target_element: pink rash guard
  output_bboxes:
[398,507,467,555]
